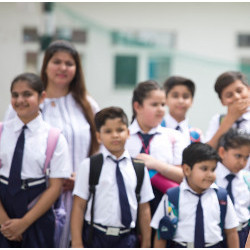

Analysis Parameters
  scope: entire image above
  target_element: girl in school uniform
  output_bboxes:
[4,40,99,247]
[0,73,71,247]
[125,80,186,215]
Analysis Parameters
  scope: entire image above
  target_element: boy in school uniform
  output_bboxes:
[206,71,250,148]
[71,107,154,248]
[216,128,250,248]
[161,76,203,147]
[151,142,239,248]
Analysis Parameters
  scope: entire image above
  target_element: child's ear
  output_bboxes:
[182,163,191,177]
[96,131,102,144]
[133,101,141,114]
[218,146,225,159]
[39,91,46,104]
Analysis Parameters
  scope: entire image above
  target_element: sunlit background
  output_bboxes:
[1,2,250,133]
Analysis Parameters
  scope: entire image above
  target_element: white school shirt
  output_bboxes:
[164,114,204,147]
[151,178,239,244]
[0,114,71,179]
[126,119,185,165]
[205,110,250,170]
[215,162,250,224]
[73,147,154,228]
[205,110,250,142]
[4,93,99,173]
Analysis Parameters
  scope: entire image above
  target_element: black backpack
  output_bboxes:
[87,153,145,244]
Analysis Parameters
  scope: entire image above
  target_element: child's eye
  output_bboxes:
[104,129,111,134]
[183,94,191,99]
[11,93,18,98]
[52,59,61,64]
[66,61,75,67]
[117,128,124,133]
[23,91,32,97]
[200,166,208,171]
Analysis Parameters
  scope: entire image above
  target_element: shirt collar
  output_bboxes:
[165,114,189,131]
[13,113,43,133]
[181,177,218,195]
[216,162,240,180]
[242,110,250,120]
[101,146,131,161]
[129,119,162,135]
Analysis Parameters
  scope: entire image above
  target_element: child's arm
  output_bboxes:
[207,99,249,149]
[224,227,239,248]
[138,202,151,248]
[1,178,62,241]
[71,195,87,248]
[0,200,10,225]
[136,153,183,183]
[153,231,167,248]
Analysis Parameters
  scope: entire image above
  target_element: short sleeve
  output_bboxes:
[72,158,90,201]
[150,194,168,229]
[205,114,220,142]
[224,195,239,229]
[49,133,72,178]
[139,167,154,203]
[172,131,186,165]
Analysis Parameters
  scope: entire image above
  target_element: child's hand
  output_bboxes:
[136,153,158,170]
[227,99,249,121]
[63,172,76,192]
[1,219,27,241]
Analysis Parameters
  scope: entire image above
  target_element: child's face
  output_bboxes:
[96,118,129,158]
[218,146,250,173]
[46,51,76,89]
[134,90,165,133]
[166,85,193,122]
[220,80,249,106]
[11,80,45,124]
[183,160,217,194]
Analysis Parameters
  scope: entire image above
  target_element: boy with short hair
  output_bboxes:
[216,128,250,248]
[162,76,203,147]
[70,106,154,248]
[206,71,250,149]
[151,142,239,248]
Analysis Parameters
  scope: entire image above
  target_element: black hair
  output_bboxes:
[214,71,248,99]
[163,76,195,97]
[218,128,250,151]
[131,80,163,122]
[182,142,220,169]
[95,106,128,132]
[11,72,44,95]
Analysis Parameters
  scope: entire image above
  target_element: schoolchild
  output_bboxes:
[0,73,71,247]
[206,71,250,149]
[151,142,239,248]
[161,76,203,147]
[216,128,250,248]
[126,80,185,212]
[71,107,154,248]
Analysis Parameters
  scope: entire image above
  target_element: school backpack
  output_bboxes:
[158,186,227,243]
[0,122,65,248]
[87,153,145,245]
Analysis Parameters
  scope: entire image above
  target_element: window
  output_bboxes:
[114,55,138,88]
[238,34,250,47]
[148,56,172,84]
[23,28,39,43]
[25,52,38,73]
[240,58,250,81]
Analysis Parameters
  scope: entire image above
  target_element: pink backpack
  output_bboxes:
[0,122,65,248]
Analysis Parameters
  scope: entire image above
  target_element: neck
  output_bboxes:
[169,111,185,123]
[137,120,153,134]
[46,84,69,98]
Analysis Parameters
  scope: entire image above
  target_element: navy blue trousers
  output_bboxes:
[82,221,138,248]
[167,240,223,248]
[0,181,55,248]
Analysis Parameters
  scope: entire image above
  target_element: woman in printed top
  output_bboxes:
[0,73,71,247]
[4,40,100,247]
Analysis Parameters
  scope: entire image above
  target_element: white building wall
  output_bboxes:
[0,2,250,133]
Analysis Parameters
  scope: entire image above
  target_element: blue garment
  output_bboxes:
[0,180,55,248]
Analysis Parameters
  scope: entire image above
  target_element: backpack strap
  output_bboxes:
[167,186,180,215]
[214,187,227,234]
[43,127,61,175]
[131,158,145,236]
[88,153,104,246]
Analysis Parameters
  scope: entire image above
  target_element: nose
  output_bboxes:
[233,92,241,100]
[60,63,67,71]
